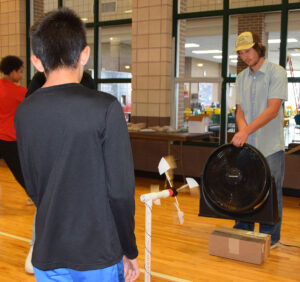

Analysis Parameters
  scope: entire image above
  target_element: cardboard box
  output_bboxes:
[188,114,210,133]
[209,227,271,265]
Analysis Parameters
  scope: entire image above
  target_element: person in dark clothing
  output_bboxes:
[15,7,139,282]
[0,56,26,189]
[26,70,96,98]
[24,69,96,275]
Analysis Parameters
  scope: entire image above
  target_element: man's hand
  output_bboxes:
[123,256,140,282]
[231,128,249,147]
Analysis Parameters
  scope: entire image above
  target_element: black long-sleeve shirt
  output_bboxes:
[15,83,138,271]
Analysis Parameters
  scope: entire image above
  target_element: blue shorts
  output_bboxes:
[33,259,124,282]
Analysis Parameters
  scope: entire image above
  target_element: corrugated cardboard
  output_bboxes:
[209,227,271,265]
[188,114,210,133]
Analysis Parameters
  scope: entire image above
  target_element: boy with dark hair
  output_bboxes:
[24,70,96,274]
[15,8,139,281]
[0,55,24,76]
[0,55,26,189]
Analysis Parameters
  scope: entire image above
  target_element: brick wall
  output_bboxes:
[33,0,44,23]
[0,0,26,86]
[131,0,172,127]
[237,13,266,74]
[177,0,187,128]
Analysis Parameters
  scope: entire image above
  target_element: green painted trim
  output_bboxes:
[220,0,230,145]
[173,0,178,75]
[176,2,300,20]
[220,81,227,145]
[288,78,300,83]
[176,4,285,20]
[99,19,132,26]
[288,3,300,9]
[58,0,63,7]
[85,23,94,28]
[93,0,99,83]
[97,79,131,84]
[227,4,283,14]
[221,0,229,79]
[176,10,224,19]
[26,0,31,87]
[224,77,236,83]
[279,0,288,68]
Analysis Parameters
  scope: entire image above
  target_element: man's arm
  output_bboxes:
[231,99,282,147]
[235,104,248,130]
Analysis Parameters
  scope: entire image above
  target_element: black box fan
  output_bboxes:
[199,143,279,225]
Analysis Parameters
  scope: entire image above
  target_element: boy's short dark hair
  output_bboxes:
[30,7,87,73]
[0,55,23,75]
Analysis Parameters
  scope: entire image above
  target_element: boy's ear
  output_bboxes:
[79,45,90,66]
[31,55,45,72]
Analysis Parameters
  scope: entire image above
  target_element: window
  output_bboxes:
[230,0,281,9]
[175,0,300,147]
[27,0,132,120]
[176,16,223,143]
[99,25,132,78]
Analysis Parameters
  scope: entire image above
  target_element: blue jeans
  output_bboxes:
[33,259,124,281]
[234,150,285,244]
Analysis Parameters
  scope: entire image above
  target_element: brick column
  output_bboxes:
[0,0,26,86]
[131,0,173,127]
[177,0,187,128]
[237,14,266,74]
[33,0,44,23]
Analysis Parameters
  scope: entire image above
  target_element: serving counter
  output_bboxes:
[129,130,212,181]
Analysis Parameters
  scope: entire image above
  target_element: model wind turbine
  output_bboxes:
[140,156,199,282]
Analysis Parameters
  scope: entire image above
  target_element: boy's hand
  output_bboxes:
[123,256,140,282]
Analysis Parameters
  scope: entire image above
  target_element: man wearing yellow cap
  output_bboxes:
[231,31,287,249]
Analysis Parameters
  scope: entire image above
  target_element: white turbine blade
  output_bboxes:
[158,157,170,175]
[177,183,189,191]
[186,177,199,189]
[173,198,184,225]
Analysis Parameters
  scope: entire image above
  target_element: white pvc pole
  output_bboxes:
[140,189,173,282]
[144,199,152,282]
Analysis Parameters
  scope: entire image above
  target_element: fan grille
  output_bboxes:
[202,144,271,214]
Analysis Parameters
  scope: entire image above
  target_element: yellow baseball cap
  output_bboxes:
[234,32,255,52]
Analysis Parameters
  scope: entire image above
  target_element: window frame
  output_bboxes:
[173,0,300,145]
[26,0,132,92]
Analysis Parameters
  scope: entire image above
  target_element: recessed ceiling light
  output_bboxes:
[125,65,131,69]
[124,10,132,13]
[288,38,297,43]
[268,38,298,43]
[81,18,88,22]
[197,63,203,67]
[192,50,222,54]
[185,43,200,48]
[268,39,280,43]
[213,55,237,59]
